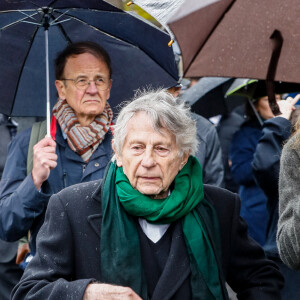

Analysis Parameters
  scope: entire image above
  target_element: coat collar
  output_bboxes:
[87,179,104,237]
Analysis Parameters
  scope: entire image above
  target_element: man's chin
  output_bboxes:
[137,188,167,199]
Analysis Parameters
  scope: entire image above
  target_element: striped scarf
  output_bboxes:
[53,98,113,162]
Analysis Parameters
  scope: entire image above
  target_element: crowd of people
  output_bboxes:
[1,40,300,299]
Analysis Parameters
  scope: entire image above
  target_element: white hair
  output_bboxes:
[113,89,198,157]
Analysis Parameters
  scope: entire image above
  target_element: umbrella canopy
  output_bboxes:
[226,79,300,99]
[168,0,300,82]
[0,0,178,118]
[168,0,300,114]
[180,77,245,118]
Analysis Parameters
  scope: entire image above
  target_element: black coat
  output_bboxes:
[12,181,283,300]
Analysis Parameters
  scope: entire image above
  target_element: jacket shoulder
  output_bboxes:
[204,184,239,212]
[54,179,102,207]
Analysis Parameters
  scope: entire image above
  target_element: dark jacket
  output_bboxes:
[193,113,224,187]
[0,117,19,264]
[252,117,291,258]
[216,112,244,192]
[230,119,268,245]
[12,181,283,300]
[0,123,112,254]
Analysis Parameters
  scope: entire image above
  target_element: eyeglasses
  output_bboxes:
[61,77,111,91]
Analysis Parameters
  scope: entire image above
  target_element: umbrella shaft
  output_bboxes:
[45,29,50,137]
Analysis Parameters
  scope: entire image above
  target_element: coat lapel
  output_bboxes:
[87,182,103,238]
[151,223,191,300]
[87,214,102,238]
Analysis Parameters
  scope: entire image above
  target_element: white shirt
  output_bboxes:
[138,218,170,243]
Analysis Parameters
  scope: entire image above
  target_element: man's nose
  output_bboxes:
[85,80,98,94]
[141,149,156,168]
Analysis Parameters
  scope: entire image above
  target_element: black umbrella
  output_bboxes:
[0,0,178,134]
[180,77,246,118]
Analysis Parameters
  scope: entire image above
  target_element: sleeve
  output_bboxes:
[251,117,291,198]
[196,121,224,187]
[277,141,300,269]
[230,128,257,186]
[0,130,50,241]
[226,193,284,299]
[11,193,93,300]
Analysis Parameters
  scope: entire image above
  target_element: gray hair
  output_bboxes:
[113,89,198,157]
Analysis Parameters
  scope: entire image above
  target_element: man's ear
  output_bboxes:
[180,151,190,170]
[112,140,123,167]
[106,79,113,100]
[55,80,66,100]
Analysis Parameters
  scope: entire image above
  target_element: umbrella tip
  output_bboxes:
[168,39,174,47]
[126,1,133,6]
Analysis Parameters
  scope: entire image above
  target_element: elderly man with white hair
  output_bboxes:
[12,90,283,300]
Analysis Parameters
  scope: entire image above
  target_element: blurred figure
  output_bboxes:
[277,101,300,270]
[230,95,281,245]
[0,114,22,300]
[252,95,300,299]
[212,111,245,193]
[169,85,224,187]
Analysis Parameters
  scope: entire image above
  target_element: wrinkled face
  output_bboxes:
[114,112,189,199]
[255,95,280,120]
[55,53,112,125]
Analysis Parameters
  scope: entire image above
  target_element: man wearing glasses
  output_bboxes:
[0,42,113,270]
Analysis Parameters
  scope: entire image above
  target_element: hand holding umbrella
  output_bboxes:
[32,137,57,191]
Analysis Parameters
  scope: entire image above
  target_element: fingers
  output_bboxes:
[37,136,56,147]
[84,283,143,300]
[16,243,30,264]
[32,137,58,190]
[286,93,300,106]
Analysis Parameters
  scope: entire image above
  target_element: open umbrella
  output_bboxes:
[0,0,178,134]
[168,0,300,115]
[225,78,300,125]
[180,77,245,118]
[125,0,219,43]
[226,79,300,100]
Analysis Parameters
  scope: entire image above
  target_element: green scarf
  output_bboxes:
[101,156,225,299]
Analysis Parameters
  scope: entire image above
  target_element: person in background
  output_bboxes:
[0,41,113,268]
[252,94,300,299]
[0,114,22,300]
[277,100,300,270]
[169,85,224,187]
[212,111,245,193]
[12,89,283,300]
[230,95,281,245]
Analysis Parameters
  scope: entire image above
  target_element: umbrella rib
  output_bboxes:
[184,0,236,75]
[0,12,39,30]
[50,18,72,26]
[17,10,38,21]
[50,9,71,25]
[22,20,42,26]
